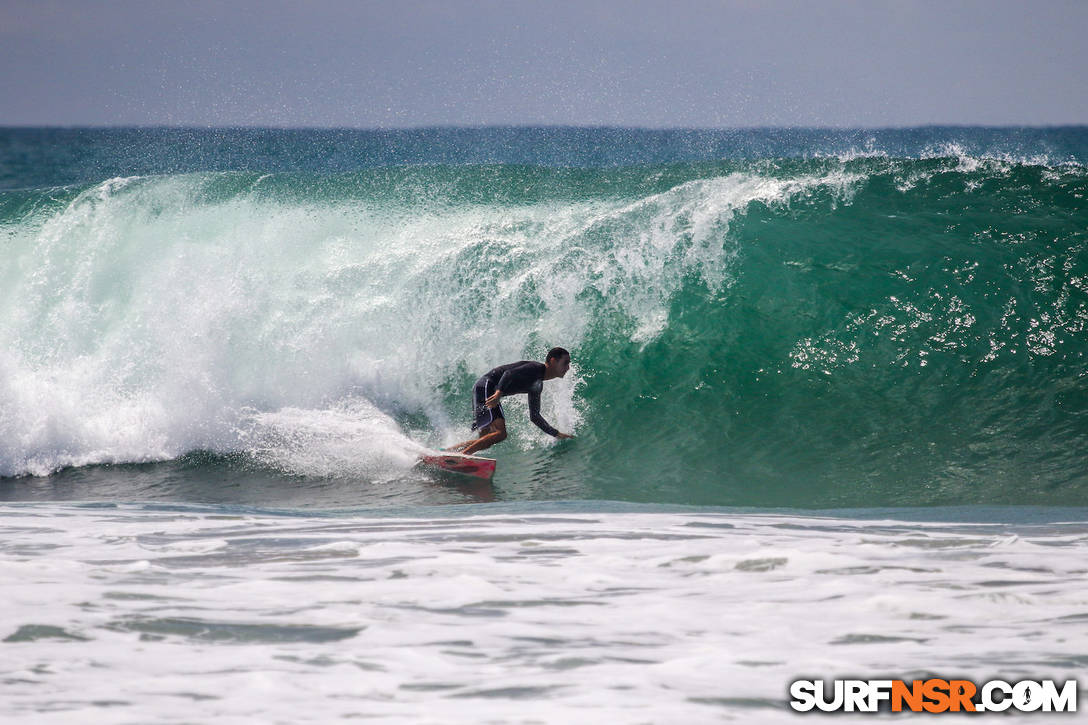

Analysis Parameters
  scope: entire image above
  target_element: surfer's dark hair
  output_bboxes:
[546,347,570,362]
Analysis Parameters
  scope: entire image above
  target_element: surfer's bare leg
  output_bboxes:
[448,437,476,452]
[462,418,507,456]
[448,418,498,452]
[449,424,491,452]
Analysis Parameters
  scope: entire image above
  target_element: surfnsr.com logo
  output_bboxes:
[789,679,1078,713]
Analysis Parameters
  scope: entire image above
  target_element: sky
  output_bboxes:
[1,0,1086,128]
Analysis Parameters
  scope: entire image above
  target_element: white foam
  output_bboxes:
[238,401,425,479]
[1,505,1084,723]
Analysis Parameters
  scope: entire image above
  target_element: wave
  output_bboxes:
[1,154,1086,506]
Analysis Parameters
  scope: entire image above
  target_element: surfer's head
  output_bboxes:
[545,347,571,378]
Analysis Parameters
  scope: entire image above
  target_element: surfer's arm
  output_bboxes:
[484,369,516,408]
[494,368,518,394]
[488,363,528,408]
[527,389,562,438]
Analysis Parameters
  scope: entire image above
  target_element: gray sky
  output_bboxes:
[2,0,1086,128]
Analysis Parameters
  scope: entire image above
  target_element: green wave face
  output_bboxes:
[572,160,1088,506]
[1,130,1086,506]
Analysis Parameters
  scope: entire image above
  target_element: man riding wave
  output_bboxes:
[450,347,575,456]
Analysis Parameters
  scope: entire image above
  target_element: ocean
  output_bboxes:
[1,127,1086,721]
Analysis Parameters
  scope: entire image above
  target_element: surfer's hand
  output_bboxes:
[485,390,502,408]
[556,432,574,440]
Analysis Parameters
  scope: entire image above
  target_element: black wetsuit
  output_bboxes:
[471,361,559,437]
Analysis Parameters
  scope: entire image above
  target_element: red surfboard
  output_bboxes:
[419,452,497,480]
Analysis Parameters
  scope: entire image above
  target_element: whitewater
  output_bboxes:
[1,127,1086,721]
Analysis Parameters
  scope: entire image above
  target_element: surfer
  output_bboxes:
[451,347,575,456]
